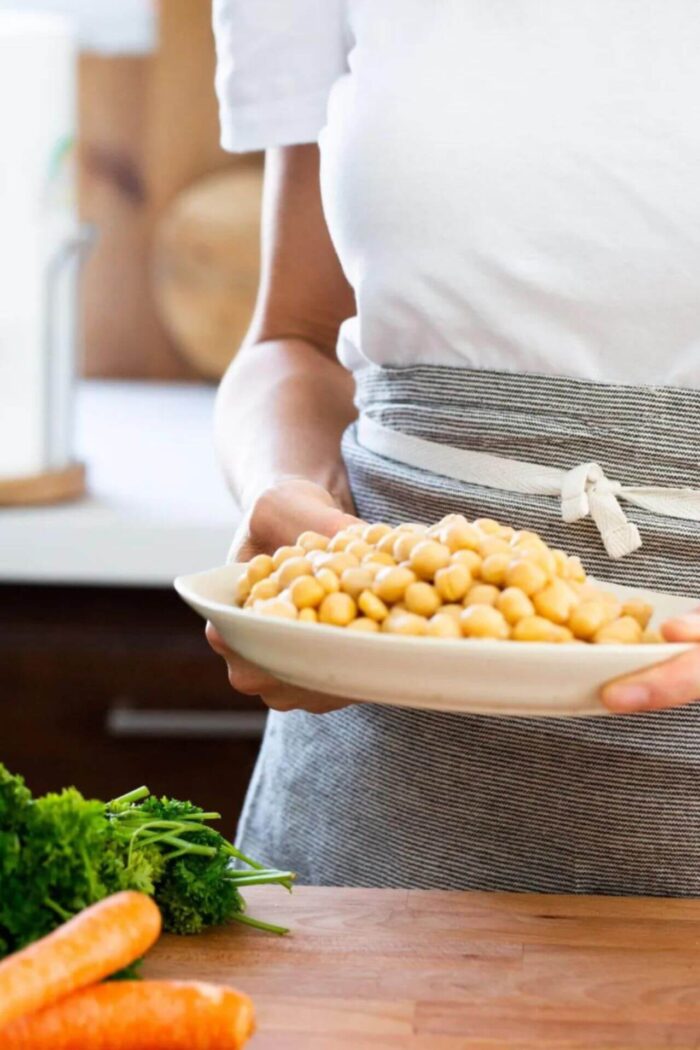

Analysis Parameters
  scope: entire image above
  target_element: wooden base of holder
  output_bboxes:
[0,462,87,506]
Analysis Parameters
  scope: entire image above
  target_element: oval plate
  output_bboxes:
[175,564,696,718]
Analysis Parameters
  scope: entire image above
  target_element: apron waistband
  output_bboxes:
[356,414,700,560]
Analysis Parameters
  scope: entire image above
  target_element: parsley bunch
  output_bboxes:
[0,764,292,958]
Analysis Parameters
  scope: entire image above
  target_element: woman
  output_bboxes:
[207,1,700,894]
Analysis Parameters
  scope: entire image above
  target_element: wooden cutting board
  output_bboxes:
[152,164,263,380]
[144,885,700,1048]
[79,0,238,381]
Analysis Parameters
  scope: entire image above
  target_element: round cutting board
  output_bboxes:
[152,164,263,380]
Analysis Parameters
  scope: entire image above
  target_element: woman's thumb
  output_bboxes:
[274,494,360,549]
[243,480,362,554]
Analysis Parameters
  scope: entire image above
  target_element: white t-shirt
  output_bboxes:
[213,1,700,387]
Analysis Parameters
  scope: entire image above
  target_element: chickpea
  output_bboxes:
[396,521,429,534]
[409,540,451,580]
[377,530,401,555]
[393,531,424,562]
[256,597,298,620]
[460,604,510,640]
[249,577,280,604]
[504,558,548,596]
[346,539,374,560]
[361,561,383,578]
[427,612,462,639]
[318,591,357,627]
[289,574,326,610]
[568,600,607,640]
[564,555,587,583]
[363,522,393,545]
[565,578,586,598]
[327,529,354,552]
[593,616,643,645]
[510,529,546,551]
[272,545,305,569]
[404,581,441,618]
[479,536,511,558]
[316,551,360,575]
[315,567,340,594]
[512,616,573,643]
[347,617,380,632]
[474,518,502,535]
[521,545,556,577]
[234,573,252,605]
[340,566,376,599]
[498,525,516,540]
[435,513,469,529]
[247,553,275,584]
[551,549,568,575]
[434,563,471,602]
[383,611,429,636]
[642,627,664,644]
[510,539,552,566]
[277,556,314,588]
[358,589,390,622]
[599,594,624,625]
[441,521,482,553]
[299,607,318,623]
[298,531,329,553]
[464,583,501,607]
[497,587,536,626]
[306,548,328,569]
[532,579,578,625]
[363,551,397,568]
[440,603,465,622]
[479,552,511,587]
[373,565,417,604]
[621,599,654,630]
[451,549,483,575]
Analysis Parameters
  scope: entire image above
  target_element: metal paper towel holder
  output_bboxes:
[0,224,94,507]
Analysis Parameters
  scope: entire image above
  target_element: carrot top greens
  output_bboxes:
[0,764,293,959]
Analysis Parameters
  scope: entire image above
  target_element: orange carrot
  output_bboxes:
[0,980,256,1049]
[0,892,162,1030]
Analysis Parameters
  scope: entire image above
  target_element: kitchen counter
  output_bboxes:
[144,885,700,1048]
[0,379,237,586]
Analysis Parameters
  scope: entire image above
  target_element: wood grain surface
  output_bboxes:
[78,0,241,380]
[143,885,700,1049]
[0,462,85,506]
[152,165,263,379]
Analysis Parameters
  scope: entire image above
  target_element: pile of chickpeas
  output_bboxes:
[233,516,662,644]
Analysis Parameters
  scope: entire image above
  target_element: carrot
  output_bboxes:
[0,980,256,1049]
[0,892,162,1030]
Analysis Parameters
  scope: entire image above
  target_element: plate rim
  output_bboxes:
[174,565,694,659]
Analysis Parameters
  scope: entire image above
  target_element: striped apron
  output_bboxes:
[236,367,700,896]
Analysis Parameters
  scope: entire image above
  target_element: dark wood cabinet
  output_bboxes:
[2,584,263,837]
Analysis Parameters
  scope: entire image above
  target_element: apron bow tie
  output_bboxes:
[561,462,642,559]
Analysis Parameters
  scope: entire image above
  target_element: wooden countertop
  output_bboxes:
[143,885,700,1049]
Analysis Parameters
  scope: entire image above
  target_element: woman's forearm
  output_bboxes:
[214,337,357,511]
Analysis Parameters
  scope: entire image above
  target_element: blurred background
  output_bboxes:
[0,1,264,828]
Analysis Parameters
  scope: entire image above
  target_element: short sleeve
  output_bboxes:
[213,0,349,153]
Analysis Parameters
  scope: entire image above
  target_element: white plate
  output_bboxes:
[175,564,696,718]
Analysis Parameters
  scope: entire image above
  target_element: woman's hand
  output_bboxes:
[602,609,700,713]
[207,478,362,714]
